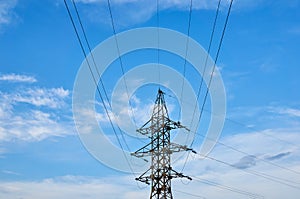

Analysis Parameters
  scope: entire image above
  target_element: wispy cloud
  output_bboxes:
[73,0,276,28]
[0,73,37,83]
[0,0,17,28]
[226,105,300,131]
[11,87,69,108]
[0,74,73,142]
[2,170,21,176]
[0,108,74,142]
[77,0,229,10]
[95,90,177,134]
[74,0,232,27]
[268,106,300,117]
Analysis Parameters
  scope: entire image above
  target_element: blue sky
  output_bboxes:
[0,0,300,198]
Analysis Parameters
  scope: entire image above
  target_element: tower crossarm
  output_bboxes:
[131,137,159,158]
[131,141,196,161]
[165,118,190,132]
[136,118,153,136]
[135,168,152,185]
[169,143,196,154]
[136,126,154,136]
[168,167,192,181]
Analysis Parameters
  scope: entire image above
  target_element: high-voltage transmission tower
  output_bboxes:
[131,89,195,199]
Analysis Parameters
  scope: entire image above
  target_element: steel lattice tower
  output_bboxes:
[131,89,194,199]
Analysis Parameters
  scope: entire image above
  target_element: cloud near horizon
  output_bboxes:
[1,128,300,199]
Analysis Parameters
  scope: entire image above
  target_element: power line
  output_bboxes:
[71,0,109,104]
[64,0,137,180]
[169,89,300,151]
[173,189,206,199]
[167,87,300,150]
[165,89,300,176]
[195,152,300,190]
[70,0,131,152]
[191,175,263,199]
[181,0,231,173]
[179,0,193,119]
[157,0,160,85]
[192,129,300,176]
[106,0,138,128]
[224,116,299,148]
[195,0,234,146]
[189,0,221,130]
[64,0,118,153]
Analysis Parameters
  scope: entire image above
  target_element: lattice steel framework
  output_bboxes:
[131,89,193,199]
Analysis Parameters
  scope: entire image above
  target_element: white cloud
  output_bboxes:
[74,0,273,28]
[74,0,232,27]
[0,74,71,143]
[77,0,230,10]
[226,105,300,131]
[0,82,73,142]
[0,175,148,199]
[269,106,300,117]
[14,87,69,108]
[95,90,177,134]
[0,0,17,27]
[0,73,37,83]
[1,87,70,109]
[0,109,74,142]
[171,128,300,199]
[0,128,300,198]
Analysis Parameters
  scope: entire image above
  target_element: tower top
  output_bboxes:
[158,88,163,94]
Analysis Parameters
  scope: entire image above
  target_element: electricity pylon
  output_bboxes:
[131,89,194,199]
